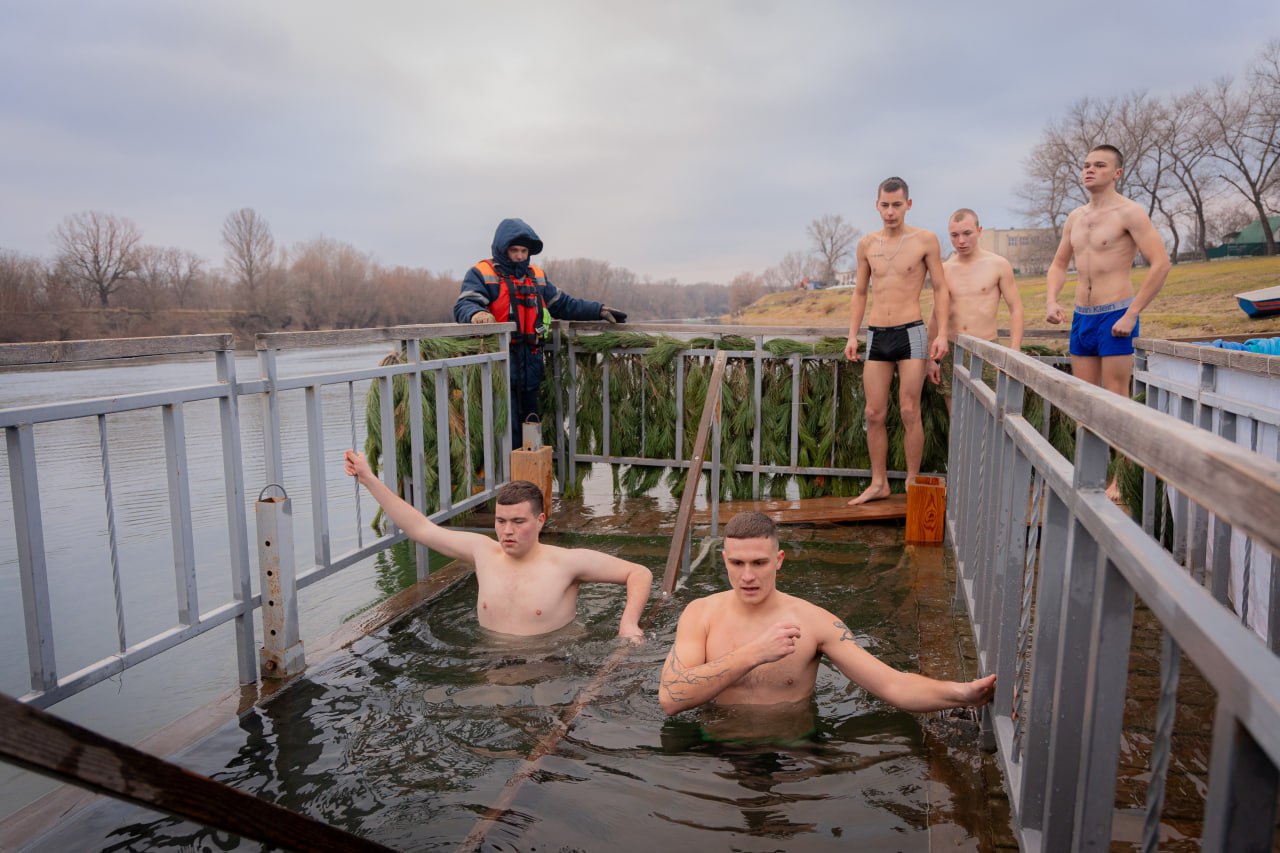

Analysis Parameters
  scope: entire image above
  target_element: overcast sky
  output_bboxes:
[2,1,1277,284]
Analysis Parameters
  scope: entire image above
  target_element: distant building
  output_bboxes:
[833,268,855,287]
[1207,216,1280,259]
[979,227,1057,275]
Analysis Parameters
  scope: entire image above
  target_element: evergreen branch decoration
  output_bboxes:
[365,329,1066,515]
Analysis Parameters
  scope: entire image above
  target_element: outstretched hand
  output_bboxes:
[600,306,628,323]
[959,673,997,706]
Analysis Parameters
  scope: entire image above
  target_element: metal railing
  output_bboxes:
[947,335,1280,852]
[1135,337,1280,650]
[1,325,512,709]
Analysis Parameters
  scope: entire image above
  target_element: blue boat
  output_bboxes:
[1235,284,1280,318]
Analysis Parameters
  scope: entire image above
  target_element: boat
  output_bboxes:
[1235,284,1280,318]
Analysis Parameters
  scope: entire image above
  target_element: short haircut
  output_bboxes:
[496,479,544,515]
[1089,144,1124,169]
[723,511,778,544]
[878,176,910,199]
[950,208,980,227]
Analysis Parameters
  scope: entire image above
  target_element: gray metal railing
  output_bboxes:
[948,335,1280,852]
[1,326,512,709]
[1135,338,1280,650]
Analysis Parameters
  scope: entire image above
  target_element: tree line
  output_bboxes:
[0,208,735,344]
[1019,39,1280,262]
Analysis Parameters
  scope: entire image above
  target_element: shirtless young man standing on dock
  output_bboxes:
[927,208,1025,412]
[658,512,994,716]
[1045,145,1170,398]
[844,176,951,505]
[344,451,652,638]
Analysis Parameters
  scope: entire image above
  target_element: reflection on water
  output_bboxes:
[29,534,1001,852]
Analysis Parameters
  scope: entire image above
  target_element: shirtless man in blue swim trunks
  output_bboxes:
[844,176,952,505]
[1045,144,1170,398]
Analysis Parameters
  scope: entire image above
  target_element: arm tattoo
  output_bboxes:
[660,645,731,702]
[834,621,856,643]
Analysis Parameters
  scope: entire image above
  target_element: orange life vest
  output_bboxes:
[474,260,551,350]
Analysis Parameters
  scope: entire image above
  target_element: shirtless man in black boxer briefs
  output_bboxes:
[844,176,952,505]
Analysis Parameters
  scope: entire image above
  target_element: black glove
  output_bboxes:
[600,306,628,324]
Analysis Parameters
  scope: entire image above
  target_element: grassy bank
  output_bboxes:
[733,256,1280,342]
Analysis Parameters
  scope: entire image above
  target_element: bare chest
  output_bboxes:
[707,628,820,694]
[474,563,577,631]
[1071,209,1134,257]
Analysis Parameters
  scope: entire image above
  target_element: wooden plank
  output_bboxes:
[0,692,394,852]
[0,334,234,366]
[693,493,908,525]
[661,351,728,596]
[255,323,514,350]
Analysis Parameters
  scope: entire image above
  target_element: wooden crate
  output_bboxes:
[905,476,946,543]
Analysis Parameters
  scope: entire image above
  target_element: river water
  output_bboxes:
[0,342,437,818]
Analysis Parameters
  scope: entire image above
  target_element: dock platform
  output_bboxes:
[692,493,908,525]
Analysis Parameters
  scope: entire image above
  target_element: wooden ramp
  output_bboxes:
[693,493,908,525]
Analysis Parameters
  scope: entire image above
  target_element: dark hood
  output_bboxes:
[491,218,543,278]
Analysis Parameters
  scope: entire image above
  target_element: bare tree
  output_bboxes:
[53,211,142,307]
[728,272,765,317]
[763,250,821,290]
[1196,47,1280,255]
[288,237,380,330]
[0,249,47,315]
[1159,92,1221,260]
[807,215,859,284]
[135,245,205,309]
[222,208,276,304]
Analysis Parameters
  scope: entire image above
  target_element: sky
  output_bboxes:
[2,1,1278,285]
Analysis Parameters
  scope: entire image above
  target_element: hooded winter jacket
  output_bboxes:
[453,218,602,389]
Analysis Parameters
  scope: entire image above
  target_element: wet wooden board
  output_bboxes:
[693,493,908,525]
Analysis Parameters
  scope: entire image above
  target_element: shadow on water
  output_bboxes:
[29,531,1004,852]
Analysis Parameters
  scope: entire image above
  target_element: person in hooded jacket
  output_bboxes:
[454,218,627,444]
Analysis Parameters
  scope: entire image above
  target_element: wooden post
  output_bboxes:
[510,446,553,517]
[906,476,947,544]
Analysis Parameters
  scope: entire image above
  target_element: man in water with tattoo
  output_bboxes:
[658,512,995,716]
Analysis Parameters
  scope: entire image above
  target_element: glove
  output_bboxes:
[470,311,495,324]
[600,306,627,324]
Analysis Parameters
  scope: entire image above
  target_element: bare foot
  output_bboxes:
[848,483,892,506]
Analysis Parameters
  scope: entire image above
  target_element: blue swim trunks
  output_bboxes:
[1069,298,1138,357]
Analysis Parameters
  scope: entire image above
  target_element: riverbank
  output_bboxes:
[733,256,1280,341]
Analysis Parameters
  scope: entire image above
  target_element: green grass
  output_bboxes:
[736,256,1280,342]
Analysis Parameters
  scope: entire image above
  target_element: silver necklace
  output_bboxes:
[879,231,909,263]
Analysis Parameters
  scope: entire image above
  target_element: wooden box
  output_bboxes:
[905,476,946,544]
[510,445,553,516]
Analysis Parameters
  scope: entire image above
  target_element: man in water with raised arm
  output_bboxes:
[344,451,651,638]
[927,208,1025,412]
[658,512,994,716]
[1044,144,1170,398]
[844,176,952,505]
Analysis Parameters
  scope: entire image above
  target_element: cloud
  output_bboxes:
[2,0,1277,283]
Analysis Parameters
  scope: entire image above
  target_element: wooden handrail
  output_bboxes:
[0,692,395,852]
